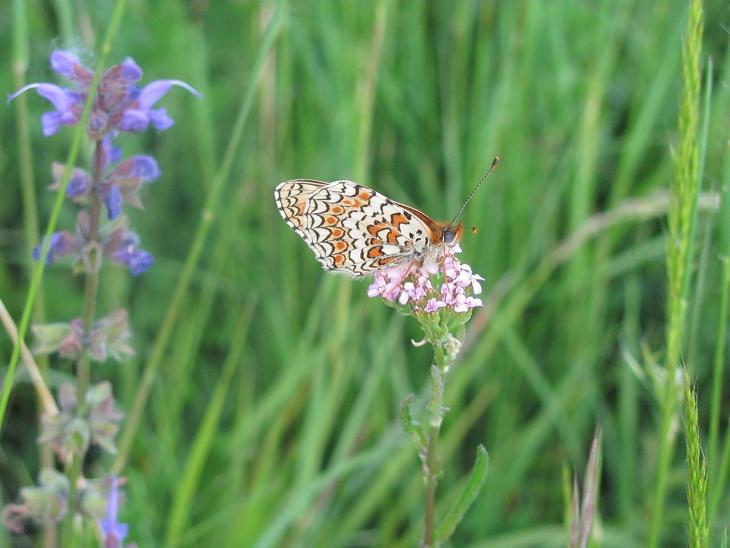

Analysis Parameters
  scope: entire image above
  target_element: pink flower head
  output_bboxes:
[368,268,407,302]
[367,246,484,314]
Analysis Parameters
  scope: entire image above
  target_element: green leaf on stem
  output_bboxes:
[400,394,425,450]
[433,444,489,543]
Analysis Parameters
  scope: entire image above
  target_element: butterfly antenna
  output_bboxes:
[450,156,500,226]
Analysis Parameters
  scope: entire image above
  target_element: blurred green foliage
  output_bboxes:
[1,0,729,546]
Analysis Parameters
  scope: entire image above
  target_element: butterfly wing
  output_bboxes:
[303,181,434,276]
[274,180,326,240]
[275,179,438,276]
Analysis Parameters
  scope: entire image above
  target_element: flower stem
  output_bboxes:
[62,139,105,546]
[77,141,105,403]
[423,423,440,547]
[423,357,447,547]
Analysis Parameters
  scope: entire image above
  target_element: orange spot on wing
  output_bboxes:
[368,222,388,237]
[331,227,345,238]
[330,205,345,214]
[325,216,338,226]
[367,247,384,258]
[334,254,346,267]
[358,190,372,200]
[390,212,408,228]
[386,230,399,244]
[335,241,347,252]
[342,198,355,206]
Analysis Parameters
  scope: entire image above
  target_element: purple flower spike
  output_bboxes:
[104,186,123,220]
[99,475,129,548]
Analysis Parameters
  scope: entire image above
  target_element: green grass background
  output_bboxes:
[0,0,728,546]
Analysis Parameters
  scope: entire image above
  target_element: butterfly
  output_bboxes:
[274,158,499,277]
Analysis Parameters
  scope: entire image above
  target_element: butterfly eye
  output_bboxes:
[443,229,455,244]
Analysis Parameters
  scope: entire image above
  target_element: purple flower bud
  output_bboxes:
[49,50,93,86]
[49,164,93,201]
[118,109,148,132]
[120,57,143,83]
[50,51,78,78]
[115,155,160,181]
[99,475,129,547]
[67,171,91,198]
[103,134,123,165]
[33,232,67,264]
[88,108,111,137]
[111,233,154,276]
[123,248,153,277]
[104,186,123,220]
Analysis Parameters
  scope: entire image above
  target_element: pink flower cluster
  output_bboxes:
[367,245,484,313]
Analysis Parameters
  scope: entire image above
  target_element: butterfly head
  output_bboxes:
[440,223,463,247]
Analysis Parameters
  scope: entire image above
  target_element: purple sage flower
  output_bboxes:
[108,231,154,276]
[32,231,81,265]
[101,155,161,214]
[104,186,123,220]
[8,49,202,139]
[99,475,129,548]
[49,163,92,200]
[8,51,90,136]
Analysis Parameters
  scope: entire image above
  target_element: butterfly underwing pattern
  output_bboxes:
[275,179,463,277]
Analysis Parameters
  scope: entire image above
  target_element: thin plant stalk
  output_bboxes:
[11,7,56,543]
[708,49,730,518]
[419,332,461,546]
[61,139,104,547]
[423,364,446,546]
[649,0,703,546]
[113,2,284,473]
[0,298,57,416]
[708,258,730,479]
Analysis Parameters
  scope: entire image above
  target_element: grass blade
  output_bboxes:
[433,445,489,544]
